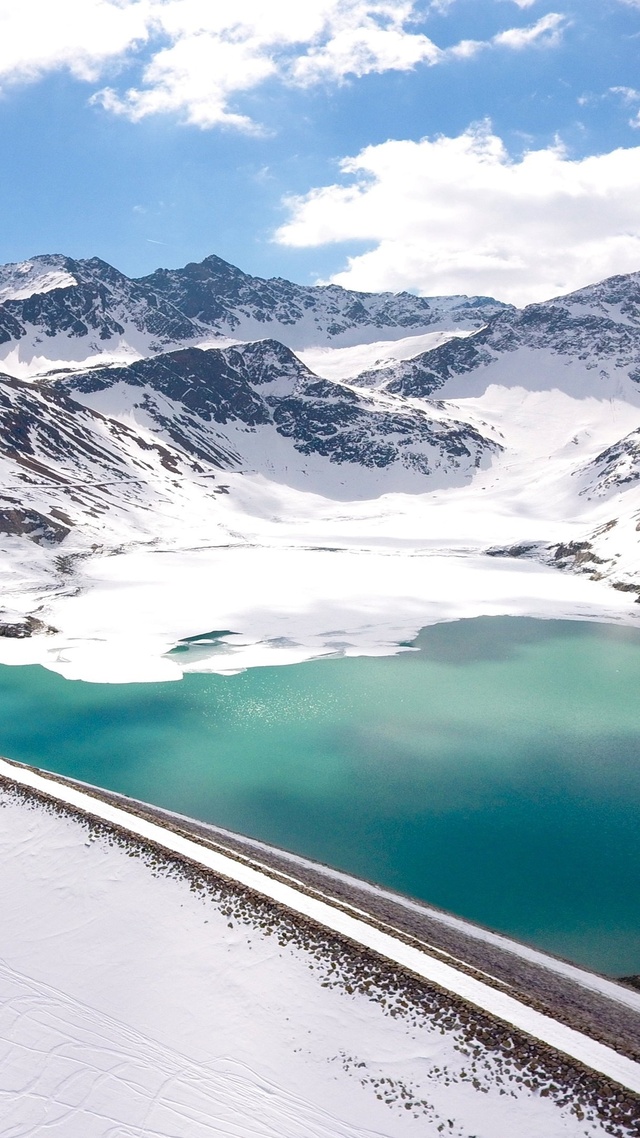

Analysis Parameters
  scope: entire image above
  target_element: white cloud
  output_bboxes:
[292,23,442,85]
[493,11,565,48]
[0,0,151,86]
[275,125,640,306]
[610,86,640,102]
[0,0,570,130]
[93,32,278,131]
[102,2,444,127]
[0,0,444,128]
[449,12,565,59]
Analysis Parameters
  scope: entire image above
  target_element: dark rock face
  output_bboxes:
[370,337,494,398]
[62,340,499,477]
[140,256,252,326]
[551,541,606,569]
[0,307,26,346]
[0,254,200,350]
[579,429,640,496]
[0,507,70,544]
[362,271,640,397]
[72,348,273,427]
[0,615,58,637]
[138,253,510,341]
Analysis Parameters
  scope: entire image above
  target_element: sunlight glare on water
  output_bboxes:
[1,616,639,975]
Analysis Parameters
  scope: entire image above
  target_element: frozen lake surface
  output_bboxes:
[1,615,639,976]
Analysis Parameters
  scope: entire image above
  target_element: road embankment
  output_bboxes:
[1,753,639,1118]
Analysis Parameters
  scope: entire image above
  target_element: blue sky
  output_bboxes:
[0,0,639,303]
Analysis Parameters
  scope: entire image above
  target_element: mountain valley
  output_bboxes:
[0,252,639,680]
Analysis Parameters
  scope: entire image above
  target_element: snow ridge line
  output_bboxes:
[2,755,639,1097]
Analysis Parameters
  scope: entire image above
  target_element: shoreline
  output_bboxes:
[1,754,639,1103]
[1,543,639,684]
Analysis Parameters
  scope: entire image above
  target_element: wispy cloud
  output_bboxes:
[610,85,640,102]
[0,1,444,130]
[449,12,566,60]
[275,124,640,306]
[608,85,640,128]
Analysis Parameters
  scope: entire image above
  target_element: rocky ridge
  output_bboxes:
[0,255,200,366]
[58,339,498,486]
[356,272,640,400]
[0,252,510,376]
[140,253,510,348]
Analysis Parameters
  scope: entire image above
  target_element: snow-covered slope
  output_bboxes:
[0,365,222,536]
[1,764,638,1137]
[56,339,498,496]
[297,329,474,382]
[0,254,79,302]
[361,271,640,401]
[0,251,509,379]
[580,429,640,497]
[0,254,201,376]
[1,258,640,678]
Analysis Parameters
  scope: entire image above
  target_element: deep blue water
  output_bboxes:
[1,616,639,975]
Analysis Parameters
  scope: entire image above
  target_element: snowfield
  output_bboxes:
[1,255,640,682]
[1,396,640,684]
[0,472,638,684]
[296,329,474,382]
[1,759,639,1137]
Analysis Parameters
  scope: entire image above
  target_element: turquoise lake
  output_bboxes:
[1,616,639,976]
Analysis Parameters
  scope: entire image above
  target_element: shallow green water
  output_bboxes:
[1,616,640,975]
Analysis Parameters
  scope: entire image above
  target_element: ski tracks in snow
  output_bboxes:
[0,958,382,1138]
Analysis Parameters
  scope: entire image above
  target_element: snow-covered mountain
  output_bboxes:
[360,271,640,400]
[581,429,640,498]
[0,254,201,375]
[0,251,509,377]
[57,339,498,495]
[0,365,213,536]
[350,271,640,594]
[1,253,640,679]
[140,252,510,349]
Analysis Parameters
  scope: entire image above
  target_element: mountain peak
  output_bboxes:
[0,254,81,303]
